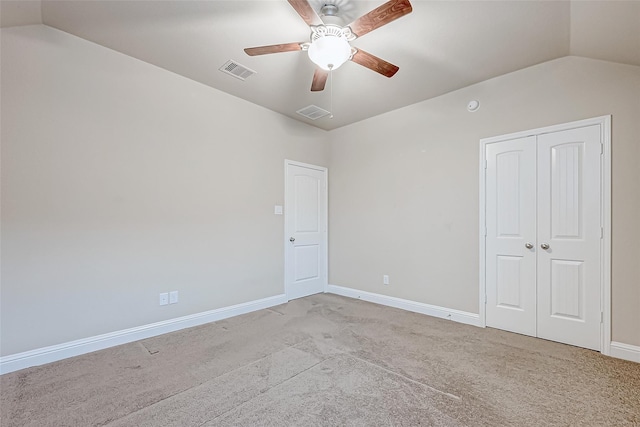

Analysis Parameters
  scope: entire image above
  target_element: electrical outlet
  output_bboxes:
[383,275,390,285]
[169,291,179,304]
[159,292,169,306]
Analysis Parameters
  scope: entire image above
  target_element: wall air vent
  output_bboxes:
[219,60,256,81]
[296,105,331,120]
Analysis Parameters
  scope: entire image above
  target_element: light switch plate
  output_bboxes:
[274,205,283,215]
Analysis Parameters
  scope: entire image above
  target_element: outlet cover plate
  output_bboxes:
[169,291,179,304]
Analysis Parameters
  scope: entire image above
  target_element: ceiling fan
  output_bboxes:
[244,0,413,91]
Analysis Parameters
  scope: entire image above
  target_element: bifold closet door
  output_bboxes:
[485,136,537,336]
[536,125,602,351]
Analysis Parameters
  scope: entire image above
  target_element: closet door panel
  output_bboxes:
[536,125,602,351]
[485,136,537,336]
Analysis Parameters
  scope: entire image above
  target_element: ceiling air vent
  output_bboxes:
[296,105,331,120]
[219,60,256,81]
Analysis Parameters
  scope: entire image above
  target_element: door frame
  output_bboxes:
[479,115,611,355]
[284,159,329,301]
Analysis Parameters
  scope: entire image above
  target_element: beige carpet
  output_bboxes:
[1,293,639,426]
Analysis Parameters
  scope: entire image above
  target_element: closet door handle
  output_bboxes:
[540,243,550,250]
[525,242,533,249]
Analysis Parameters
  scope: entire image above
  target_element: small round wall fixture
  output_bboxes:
[467,100,480,112]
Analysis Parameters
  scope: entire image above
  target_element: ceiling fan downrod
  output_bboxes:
[320,4,339,17]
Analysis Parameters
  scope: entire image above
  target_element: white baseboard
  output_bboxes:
[326,284,481,327]
[4,290,635,375]
[327,285,640,364]
[0,294,288,375]
[609,341,640,363]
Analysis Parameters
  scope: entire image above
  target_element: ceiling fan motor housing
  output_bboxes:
[310,24,355,42]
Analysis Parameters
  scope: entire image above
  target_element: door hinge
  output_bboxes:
[600,312,604,324]
[601,227,604,239]
[484,160,488,169]
[484,294,487,304]
[484,226,487,237]
[600,143,604,154]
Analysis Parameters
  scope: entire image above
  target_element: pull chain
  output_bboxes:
[329,65,334,119]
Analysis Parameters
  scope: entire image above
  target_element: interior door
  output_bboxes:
[536,125,602,350]
[284,161,327,300]
[485,136,537,336]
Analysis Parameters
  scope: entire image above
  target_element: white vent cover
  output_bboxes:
[296,105,331,120]
[219,60,256,81]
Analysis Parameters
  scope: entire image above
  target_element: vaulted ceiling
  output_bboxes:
[2,1,639,130]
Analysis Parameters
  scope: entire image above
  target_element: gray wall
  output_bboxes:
[0,25,329,356]
[328,56,640,346]
[2,25,639,357]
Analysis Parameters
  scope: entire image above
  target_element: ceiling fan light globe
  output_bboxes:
[308,36,351,71]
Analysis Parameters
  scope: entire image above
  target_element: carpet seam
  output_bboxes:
[101,338,322,426]
[345,353,462,401]
[198,358,327,425]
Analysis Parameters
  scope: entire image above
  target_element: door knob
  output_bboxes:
[289,237,295,242]
[540,243,550,250]
[525,242,533,249]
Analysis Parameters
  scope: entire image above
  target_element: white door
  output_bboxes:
[536,125,602,350]
[484,124,603,351]
[284,161,327,300]
[485,136,537,336]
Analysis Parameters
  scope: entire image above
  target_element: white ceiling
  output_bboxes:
[2,1,639,130]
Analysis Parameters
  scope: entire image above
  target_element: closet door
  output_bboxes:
[536,125,602,350]
[485,136,537,336]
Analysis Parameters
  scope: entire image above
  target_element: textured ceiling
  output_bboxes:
[2,1,639,130]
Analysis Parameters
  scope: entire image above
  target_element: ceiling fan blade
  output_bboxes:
[287,0,324,27]
[347,0,413,38]
[311,68,329,91]
[244,43,303,56]
[351,49,399,78]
